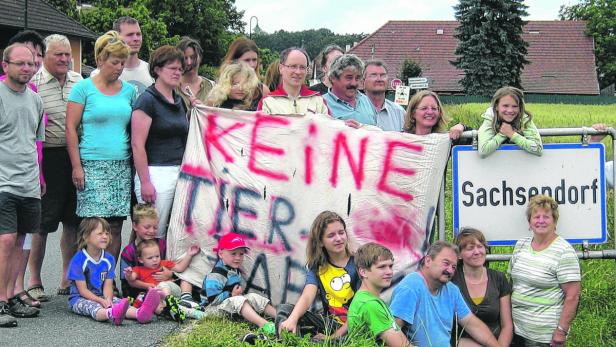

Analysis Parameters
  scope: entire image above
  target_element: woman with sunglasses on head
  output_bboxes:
[66,31,136,267]
[452,228,513,347]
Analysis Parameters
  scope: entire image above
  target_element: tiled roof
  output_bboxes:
[349,20,599,95]
[1,0,97,39]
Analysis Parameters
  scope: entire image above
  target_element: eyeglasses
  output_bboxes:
[282,64,307,72]
[366,73,388,80]
[5,61,35,68]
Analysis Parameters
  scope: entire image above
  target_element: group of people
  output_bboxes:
[0,13,587,347]
[271,195,579,347]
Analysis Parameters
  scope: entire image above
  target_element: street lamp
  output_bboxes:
[249,16,259,39]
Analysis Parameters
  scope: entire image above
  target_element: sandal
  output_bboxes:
[27,285,49,302]
[16,291,40,308]
[57,287,70,296]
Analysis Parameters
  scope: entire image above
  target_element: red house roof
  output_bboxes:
[349,20,599,95]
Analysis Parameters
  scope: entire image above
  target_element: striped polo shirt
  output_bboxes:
[508,236,581,343]
[31,67,82,147]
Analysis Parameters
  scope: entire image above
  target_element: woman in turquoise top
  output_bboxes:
[66,31,136,263]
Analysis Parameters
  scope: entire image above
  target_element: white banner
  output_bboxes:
[167,106,451,304]
[453,143,607,245]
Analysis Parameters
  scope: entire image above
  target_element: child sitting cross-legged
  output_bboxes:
[68,217,160,325]
[120,203,198,308]
[202,232,277,335]
[124,240,202,321]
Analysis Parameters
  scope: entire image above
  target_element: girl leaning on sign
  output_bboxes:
[478,86,543,158]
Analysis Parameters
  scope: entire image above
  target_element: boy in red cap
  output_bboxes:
[202,232,276,334]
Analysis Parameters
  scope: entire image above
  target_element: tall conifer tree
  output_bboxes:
[452,0,529,96]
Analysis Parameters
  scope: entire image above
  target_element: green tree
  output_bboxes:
[79,0,174,65]
[146,0,244,66]
[400,58,422,83]
[45,0,78,19]
[452,0,529,96]
[560,0,616,89]
[253,28,366,61]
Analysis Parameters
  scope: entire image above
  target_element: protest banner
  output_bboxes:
[166,107,451,304]
[452,143,607,246]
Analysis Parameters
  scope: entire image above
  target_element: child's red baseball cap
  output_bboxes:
[214,232,250,252]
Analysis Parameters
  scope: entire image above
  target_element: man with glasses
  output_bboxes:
[389,241,501,347]
[258,47,330,115]
[30,34,83,301]
[324,54,376,126]
[0,44,45,327]
[363,60,404,132]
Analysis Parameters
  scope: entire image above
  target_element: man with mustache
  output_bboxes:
[30,34,83,300]
[390,241,502,347]
[363,60,404,132]
[324,54,376,126]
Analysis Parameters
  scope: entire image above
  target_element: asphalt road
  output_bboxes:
[1,222,180,347]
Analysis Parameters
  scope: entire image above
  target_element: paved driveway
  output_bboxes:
[1,222,179,347]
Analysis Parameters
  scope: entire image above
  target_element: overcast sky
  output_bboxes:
[235,0,581,35]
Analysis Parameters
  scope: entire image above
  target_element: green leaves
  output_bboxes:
[452,0,529,96]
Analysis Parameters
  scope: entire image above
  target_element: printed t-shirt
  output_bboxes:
[305,257,359,323]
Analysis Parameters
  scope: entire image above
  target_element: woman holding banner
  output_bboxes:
[508,195,581,347]
[403,90,470,142]
[452,228,513,347]
[131,46,188,238]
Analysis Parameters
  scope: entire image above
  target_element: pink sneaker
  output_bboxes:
[137,288,160,323]
[111,298,129,326]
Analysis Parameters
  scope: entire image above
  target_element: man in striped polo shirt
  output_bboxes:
[29,34,83,299]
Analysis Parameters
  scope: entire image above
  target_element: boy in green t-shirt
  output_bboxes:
[347,243,413,347]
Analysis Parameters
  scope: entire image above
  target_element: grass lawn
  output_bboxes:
[165,102,616,347]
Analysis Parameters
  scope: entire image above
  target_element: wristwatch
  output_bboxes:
[556,325,569,336]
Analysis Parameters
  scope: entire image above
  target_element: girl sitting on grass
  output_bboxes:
[478,86,542,157]
[276,211,360,341]
[67,217,159,325]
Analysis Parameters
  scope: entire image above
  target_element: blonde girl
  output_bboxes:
[207,62,261,111]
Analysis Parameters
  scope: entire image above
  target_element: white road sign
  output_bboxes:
[452,143,607,245]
